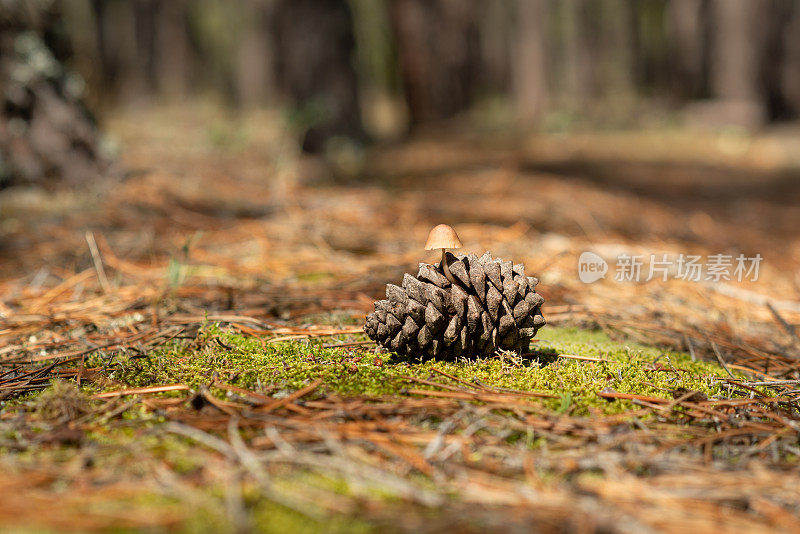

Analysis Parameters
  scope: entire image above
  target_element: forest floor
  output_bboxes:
[1,104,800,533]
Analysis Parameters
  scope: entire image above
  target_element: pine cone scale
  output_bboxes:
[425,302,445,333]
[486,265,502,291]
[448,258,471,288]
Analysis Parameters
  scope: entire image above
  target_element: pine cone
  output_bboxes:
[364,252,545,359]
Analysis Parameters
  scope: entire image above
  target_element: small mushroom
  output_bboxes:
[425,224,463,286]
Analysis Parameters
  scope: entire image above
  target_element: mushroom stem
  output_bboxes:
[441,248,458,286]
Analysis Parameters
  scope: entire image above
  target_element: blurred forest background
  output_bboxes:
[4,0,800,189]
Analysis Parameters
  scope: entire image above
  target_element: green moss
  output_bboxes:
[95,324,744,416]
[248,492,375,534]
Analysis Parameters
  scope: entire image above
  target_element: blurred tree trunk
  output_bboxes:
[477,2,514,96]
[154,0,195,98]
[91,0,142,103]
[0,0,110,188]
[781,4,800,117]
[270,0,363,152]
[132,0,158,93]
[710,0,763,101]
[627,0,674,100]
[666,0,707,99]
[90,0,196,103]
[233,1,276,107]
[513,0,547,126]
[708,0,768,126]
[760,0,799,121]
[389,0,481,124]
[599,0,636,100]
[564,0,600,103]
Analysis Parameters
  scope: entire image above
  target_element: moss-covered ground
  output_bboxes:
[0,325,784,533]
[88,324,744,415]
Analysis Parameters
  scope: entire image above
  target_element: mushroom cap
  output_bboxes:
[425,224,463,250]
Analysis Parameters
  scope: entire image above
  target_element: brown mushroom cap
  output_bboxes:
[425,224,463,250]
